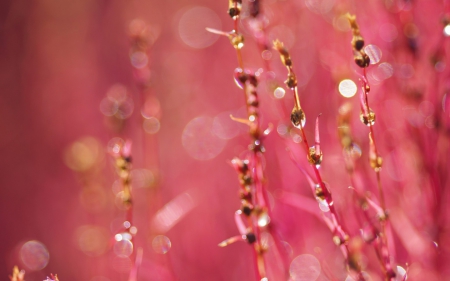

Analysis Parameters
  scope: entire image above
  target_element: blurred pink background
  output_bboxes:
[1,0,450,280]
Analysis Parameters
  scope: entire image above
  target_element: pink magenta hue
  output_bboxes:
[1,0,450,280]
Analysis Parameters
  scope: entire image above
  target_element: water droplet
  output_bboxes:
[233,68,246,89]
[20,241,50,271]
[308,147,323,166]
[396,265,407,281]
[114,239,133,257]
[345,143,362,159]
[444,24,450,37]
[230,34,244,49]
[152,235,172,254]
[360,109,376,126]
[257,210,270,227]
[318,199,330,212]
[314,184,325,200]
[290,254,321,281]
[291,108,306,129]
[364,44,382,65]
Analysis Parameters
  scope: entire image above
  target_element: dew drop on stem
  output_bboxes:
[291,108,306,129]
[359,109,376,126]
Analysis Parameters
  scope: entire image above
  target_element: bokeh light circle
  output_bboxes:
[182,116,227,160]
[212,111,241,140]
[364,44,382,65]
[289,254,321,281]
[77,226,109,257]
[338,79,357,98]
[20,240,50,271]
[143,117,161,134]
[179,7,221,49]
[113,239,134,257]
[152,235,172,254]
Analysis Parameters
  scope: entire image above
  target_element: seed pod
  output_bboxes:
[281,56,292,67]
[352,35,365,51]
[354,52,370,68]
[314,184,325,200]
[285,73,297,89]
[246,233,256,244]
[359,109,376,126]
[308,146,323,166]
[234,68,247,88]
[231,34,244,49]
[228,0,242,19]
[242,205,253,216]
[291,108,306,129]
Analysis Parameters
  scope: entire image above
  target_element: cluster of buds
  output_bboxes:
[205,28,244,50]
[274,39,325,167]
[228,0,242,19]
[347,14,370,68]
[110,140,133,208]
[273,40,306,131]
[9,266,24,281]
[273,40,296,89]
[369,133,383,171]
[231,158,254,222]
[128,19,159,85]
[357,81,376,129]
[233,68,265,148]
[219,156,270,260]
[43,274,59,281]
[347,238,364,274]
[231,68,271,155]
[218,157,257,246]
[308,116,323,167]
[337,103,363,172]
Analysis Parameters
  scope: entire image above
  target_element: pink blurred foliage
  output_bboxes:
[1,0,450,280]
